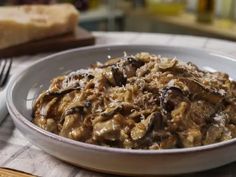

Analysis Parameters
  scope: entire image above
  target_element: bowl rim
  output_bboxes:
[6,44,236,155]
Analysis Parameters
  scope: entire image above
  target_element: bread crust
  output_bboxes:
[0,4,79,49]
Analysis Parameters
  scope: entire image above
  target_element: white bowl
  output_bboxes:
[6,45,236,175]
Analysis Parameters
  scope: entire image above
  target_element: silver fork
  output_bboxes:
[0,59,13,124]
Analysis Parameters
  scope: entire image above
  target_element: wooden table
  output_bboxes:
[1,32,236,177]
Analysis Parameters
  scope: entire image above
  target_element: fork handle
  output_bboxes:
[0,89,8,124]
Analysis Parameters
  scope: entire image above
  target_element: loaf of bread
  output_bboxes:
[0,3,79,49]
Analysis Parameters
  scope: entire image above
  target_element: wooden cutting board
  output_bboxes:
[0,27,95,58]
[0,167,36,177]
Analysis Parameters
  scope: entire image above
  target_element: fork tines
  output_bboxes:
[0,59,12,87]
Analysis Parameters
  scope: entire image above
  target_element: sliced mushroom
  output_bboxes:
[227,124,236,138]
[93,114,122,141]
[130,112,157,140]
[94,103,137,124]
[143,84,160,94]
[49,70,96,96]
[59,115,79,137]
[111,67,127,86]
[33,92,51,116]
[104,66,127,87]
[64,106,84,116]
[124,64,136,78]
[92,106,121,124]
[223,104,236,124]
[189,100,215,126]
[232,81,236,97]
[60,100,92,124]
[45,118,57,133]
[158,58,177,70]
[203,124,224,145]
[99,58,121,68]
[160,135,177,149]
[103,57,144,78]
[120,102,139,115]
[39,97,58,118]
[84,100,92,108]
[178,128,202,147]
[59,105,84,125]
[46,86,81,97]
[186,62,200,71]
[178,78,224,104]
[160,87,186,113]
[33,91,60,119]
[101,106,122,117]
[170,101,190,130]
[152,112,163,130]
[126,57,145,68]
[124,57,145,77]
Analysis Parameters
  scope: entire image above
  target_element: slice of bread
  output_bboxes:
[0,3,79,49]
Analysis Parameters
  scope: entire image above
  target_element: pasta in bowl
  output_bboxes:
[33,52,236,149]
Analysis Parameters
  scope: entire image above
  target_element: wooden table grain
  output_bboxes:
[1,32,236,177]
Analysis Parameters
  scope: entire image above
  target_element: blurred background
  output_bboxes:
[1,0,236,41]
